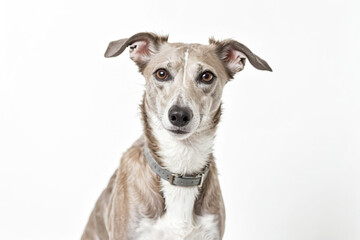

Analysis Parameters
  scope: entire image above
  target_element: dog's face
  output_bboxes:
[142,43,228,140]
[105,33,271,140]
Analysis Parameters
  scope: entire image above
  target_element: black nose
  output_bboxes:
[168,106,193,127]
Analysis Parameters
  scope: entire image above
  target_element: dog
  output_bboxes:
[81,32,272,240]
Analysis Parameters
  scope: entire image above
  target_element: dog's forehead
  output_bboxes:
[161,42,216,58]
[146,43,221,70]
[143,42,227,80]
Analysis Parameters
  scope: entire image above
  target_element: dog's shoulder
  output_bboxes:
[118,135,147,172]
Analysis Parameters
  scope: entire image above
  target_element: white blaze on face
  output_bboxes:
[182,49,189,84]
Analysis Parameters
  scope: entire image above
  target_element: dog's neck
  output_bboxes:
[153,126,214,175]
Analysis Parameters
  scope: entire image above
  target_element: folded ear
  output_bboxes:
[105,32,168,70]
[209,38,272,77]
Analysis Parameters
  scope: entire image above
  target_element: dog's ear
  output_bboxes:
[209,38,272,77]
[105,32,168,70]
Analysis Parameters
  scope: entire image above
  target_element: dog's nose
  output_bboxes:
[168,106,193,127]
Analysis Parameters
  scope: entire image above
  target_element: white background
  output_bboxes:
[1,0,360,239]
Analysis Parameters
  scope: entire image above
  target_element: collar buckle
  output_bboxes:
[198,172,205,188]
[169,173,177,185]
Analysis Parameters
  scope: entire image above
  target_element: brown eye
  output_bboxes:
[155,69,168,81]
[201,71,215,83]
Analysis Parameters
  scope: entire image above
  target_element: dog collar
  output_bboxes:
[144,146,209,187]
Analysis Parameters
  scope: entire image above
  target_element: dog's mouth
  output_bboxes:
[168,129,189,135]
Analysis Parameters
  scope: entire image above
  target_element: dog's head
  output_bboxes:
[105,32,272,140]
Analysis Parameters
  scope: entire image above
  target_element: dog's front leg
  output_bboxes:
[107,183,132,240]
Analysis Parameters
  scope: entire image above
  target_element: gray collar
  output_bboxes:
[144,146,210,187]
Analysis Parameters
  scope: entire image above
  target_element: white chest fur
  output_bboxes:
[134,171,220,240]
[135,211,219,240]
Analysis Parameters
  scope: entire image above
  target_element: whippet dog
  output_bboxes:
[82,32,272,240]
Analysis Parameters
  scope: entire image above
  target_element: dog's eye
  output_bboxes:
[154,69,169,81]
[200,71,215,83]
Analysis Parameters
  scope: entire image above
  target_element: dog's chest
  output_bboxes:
[134,214,219,240]
[134,180,219,240]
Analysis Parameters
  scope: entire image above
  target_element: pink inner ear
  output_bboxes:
[224,48,246,63]
[134,40,151,55]
[129,39,152,63]
[222,47,247,72]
